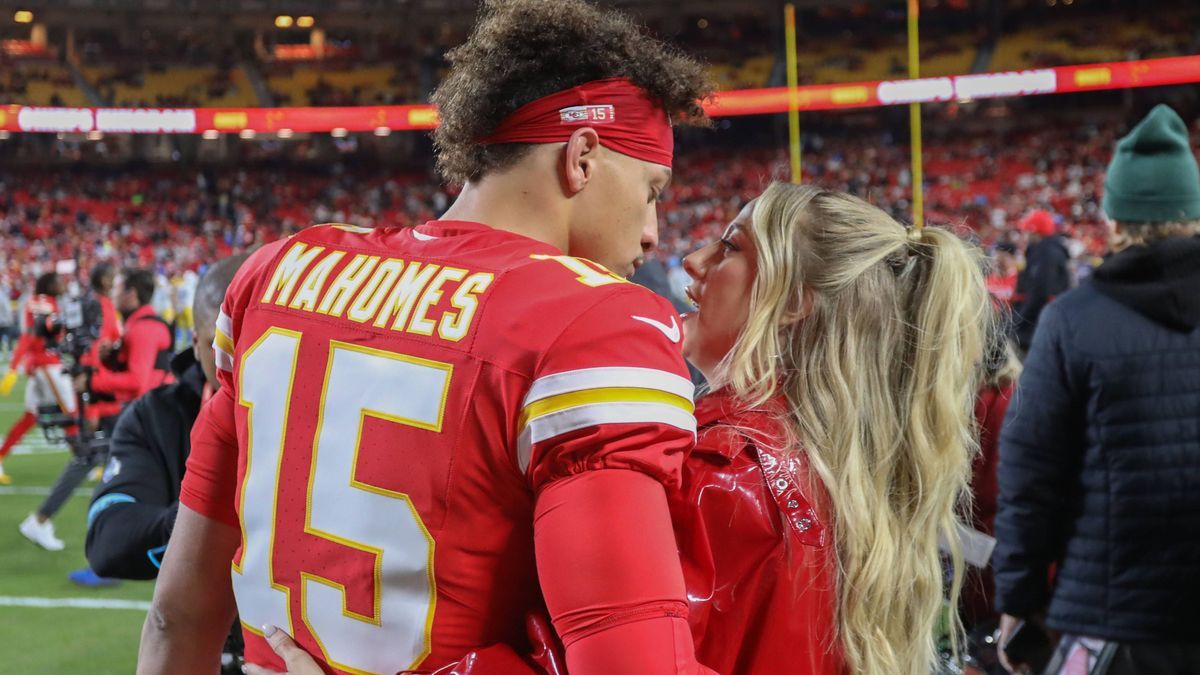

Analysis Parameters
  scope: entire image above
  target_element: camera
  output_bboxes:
[30,292,111,462]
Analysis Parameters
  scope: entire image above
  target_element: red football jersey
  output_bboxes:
[12,294,62,372]
[180,220,695,674]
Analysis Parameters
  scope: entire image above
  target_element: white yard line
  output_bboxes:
[0,596,151,611]
[11,445,70,456]
[0,486,91,497]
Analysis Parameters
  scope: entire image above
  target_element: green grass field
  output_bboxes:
[0,368,155,674]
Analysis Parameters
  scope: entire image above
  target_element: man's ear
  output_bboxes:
[561,127,601,196]
[780,286,815,327]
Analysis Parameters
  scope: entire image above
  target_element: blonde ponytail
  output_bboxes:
[714,182,993,674]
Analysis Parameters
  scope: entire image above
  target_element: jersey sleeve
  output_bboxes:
[179,241,284,525]
[179,386,239,526]
[520,286,696,494]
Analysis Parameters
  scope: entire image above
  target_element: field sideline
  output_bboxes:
[0,363,154,674]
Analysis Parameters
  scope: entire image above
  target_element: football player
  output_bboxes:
[137,1,716,674]
[9,273,81,549]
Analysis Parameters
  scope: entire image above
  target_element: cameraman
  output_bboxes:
[78,263,124,429]
[85,254,248,672]
[10,272,81,550]
[79,268,173,403]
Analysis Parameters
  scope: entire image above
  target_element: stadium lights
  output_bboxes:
[239,129,256,139]
[87,130,103,141]
[697,18,709,29]
[14,10,33,23]
[202,129,220,140]
[297,16,315,28]
[331,127,348,138]
[0,131,9,140]
[275,15,294,28]
[277,128,294,139]
[374,126,391,137]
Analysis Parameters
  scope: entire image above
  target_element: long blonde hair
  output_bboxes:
[711,182,993,674]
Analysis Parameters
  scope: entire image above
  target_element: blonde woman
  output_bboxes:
[247,181,993,675]
[675,181,992,674]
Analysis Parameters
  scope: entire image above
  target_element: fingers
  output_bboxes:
[261,625,323,675]
[263,624,299,661]
[242,664,284,675]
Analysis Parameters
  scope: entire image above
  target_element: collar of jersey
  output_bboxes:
[417,219,495,237]
[416,220,562,256]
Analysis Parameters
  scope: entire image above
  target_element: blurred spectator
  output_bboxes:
[82,268,174,404]
[1012,209,1072,351]
[961,336,1021,627]
[993,105,1200,674]
[0,277,14,354]
[78,263,125,428]
[987,241,1020,306]
[12,273,80,548]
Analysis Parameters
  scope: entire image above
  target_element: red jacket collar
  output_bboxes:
[693,389,791,461]
[695,388,789,426]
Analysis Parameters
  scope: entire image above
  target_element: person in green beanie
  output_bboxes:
[994,103,1200,675]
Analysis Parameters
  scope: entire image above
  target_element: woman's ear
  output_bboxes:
[780,286,814,327]
[561,127,601,195]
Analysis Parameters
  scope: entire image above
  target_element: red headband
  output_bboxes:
[479,77,673,166]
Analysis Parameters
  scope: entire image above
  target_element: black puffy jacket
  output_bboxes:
[992,236,1200,642]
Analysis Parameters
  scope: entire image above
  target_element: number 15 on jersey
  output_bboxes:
[234,327,450,675]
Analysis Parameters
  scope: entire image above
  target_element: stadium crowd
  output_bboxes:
[6,116,1186,309]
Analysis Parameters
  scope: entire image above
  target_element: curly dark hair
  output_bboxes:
[431,0,714,184]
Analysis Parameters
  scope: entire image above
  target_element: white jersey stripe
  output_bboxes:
[216,308,233,336]
[517,401,696,473]
[525,367,694,407]
[215,348,234,373]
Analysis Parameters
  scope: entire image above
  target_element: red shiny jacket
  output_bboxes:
[671,390,845,675]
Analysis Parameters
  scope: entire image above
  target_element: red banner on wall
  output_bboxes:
[2,55,1198,134]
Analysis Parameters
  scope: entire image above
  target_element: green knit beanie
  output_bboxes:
[1103,104,1200,224]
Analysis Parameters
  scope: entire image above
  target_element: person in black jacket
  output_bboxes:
[993,104,1200,674]
[1012,208,1073,351]
[85,255,248,576]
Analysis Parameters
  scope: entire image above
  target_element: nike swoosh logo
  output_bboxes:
[631,315,680,343]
